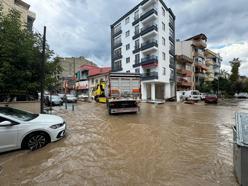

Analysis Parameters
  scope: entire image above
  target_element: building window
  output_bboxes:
[91,79,94,84]
[125,17,130,24]
[126,70,130,73]
[162,7,165,16]
[135,39,140,49]
[135,25,139,35]
[163,52,166,60]
[135,54,140,64]
[163,67,166,75]
[134,10,139,20]
[126,30,130,37]
[162,37,165,46]
[162,22,165,31]
[96,79,98,84]
[126,57,130,63]
[126,44,130,50]
[135,68,140,74]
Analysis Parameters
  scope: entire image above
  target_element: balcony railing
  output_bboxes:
[133,30,140,39]
[141,71,158,81]
[141,39,158,51]
[140,24,158,36]
[170,57,175,68]
[169,36,174,43]
[113,54,122,61]
[140,8,158,22]
[113,29,122,37]
[169,22,174,30]
[169,48,175,55]
[112,66,123,72]
[113,42,122,49]
[176,55,193,64]
[141,55,158,65]
[133,46,140,54]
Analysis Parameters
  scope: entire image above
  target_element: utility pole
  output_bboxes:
[40,26,46,114]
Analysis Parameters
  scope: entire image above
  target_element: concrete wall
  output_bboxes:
[0,101,40,114]
[1,0,35,25]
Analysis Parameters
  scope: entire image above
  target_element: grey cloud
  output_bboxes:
[27,0,248,68]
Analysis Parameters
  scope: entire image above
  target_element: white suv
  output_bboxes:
[0,107,66,153]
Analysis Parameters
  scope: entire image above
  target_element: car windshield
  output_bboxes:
[51,96,61,100]
[0,107,38,121]
[192,91,199,95]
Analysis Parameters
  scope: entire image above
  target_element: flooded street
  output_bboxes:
[0,100,247,186]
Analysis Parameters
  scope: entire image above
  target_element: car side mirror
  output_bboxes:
[0,121,13,127]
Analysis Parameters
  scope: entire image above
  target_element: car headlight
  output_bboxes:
[50,122,65,129]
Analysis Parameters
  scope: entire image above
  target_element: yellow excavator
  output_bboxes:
[92,81,107,103]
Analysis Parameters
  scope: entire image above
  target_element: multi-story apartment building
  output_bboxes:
[111,0,176,101]
[176,34,208,90]
[75,65,111,95]
[1,0,36,31]
[59,57,96,93]
[205,49,222,81]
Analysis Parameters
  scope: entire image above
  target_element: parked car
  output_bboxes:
[65,94,77,103]
[205,94,218,104]
[234,92,248,99]
[58,93,65,99]
[45,95,63,106]
[0,107,66,153]
[181,90,201,101]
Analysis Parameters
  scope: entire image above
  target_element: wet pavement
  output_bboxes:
[0,99,247,186]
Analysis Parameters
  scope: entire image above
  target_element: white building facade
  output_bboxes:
[111,0,176,101]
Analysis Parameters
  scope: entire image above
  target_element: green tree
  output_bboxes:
[229,58,241,83]
[0,7,61,101]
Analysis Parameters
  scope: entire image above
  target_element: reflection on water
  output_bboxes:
[0,99,247,185]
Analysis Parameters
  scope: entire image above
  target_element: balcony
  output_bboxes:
[170,75,175,82]
[176,55,193,64]
[169,22,174,30]
[195,63,208,71]
[132,16,140,26]
[113,54,122,61]
[141,39,158,52]
[113,42,122,49]
[133,61,141,68]
[113,29,122,37]
[141,55,158,67]
[169,48,175,56]
[140,24,158,37]
[141,0,157,10]
[112,66,123,72]
[133,31,140,40]
[133,46,140,54]
[140,8,158,23]
[169,36,174,43]
[192,39,207,49]
[170,57,175,68]
[206,59,214,66]
[141,71,158,81]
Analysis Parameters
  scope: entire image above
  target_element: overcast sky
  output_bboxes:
[26,0,248,75]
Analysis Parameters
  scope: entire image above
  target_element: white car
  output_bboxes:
[0,107,66,153]
[181,90,201,101]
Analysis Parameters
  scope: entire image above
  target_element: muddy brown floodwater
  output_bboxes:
[0,99,247,186]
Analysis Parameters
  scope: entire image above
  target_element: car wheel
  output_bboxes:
[24,132,49,151]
